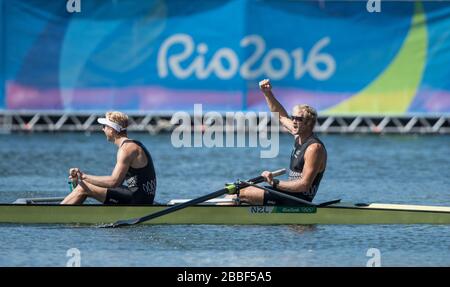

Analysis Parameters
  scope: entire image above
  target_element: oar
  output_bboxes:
[13,197,66,204]
[101,168,286,228]
[242,181,340,207]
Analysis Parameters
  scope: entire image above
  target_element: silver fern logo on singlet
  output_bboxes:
[288,169,317,198]
[126,175,138,188]
[143,179,156,196]
[288,169,301,180]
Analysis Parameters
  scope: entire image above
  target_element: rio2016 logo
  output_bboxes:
[158,34,336,81]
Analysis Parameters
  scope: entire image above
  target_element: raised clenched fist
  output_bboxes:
[259,79,272,94]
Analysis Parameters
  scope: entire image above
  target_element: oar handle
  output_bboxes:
[68,181,73,192]
[247,168,286,184]
[67,179,78,192]
[271,168,287,177]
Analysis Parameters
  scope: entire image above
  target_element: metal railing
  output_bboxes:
[1,111,449,134]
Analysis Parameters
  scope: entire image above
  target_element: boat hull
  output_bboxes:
[1,203,450,225]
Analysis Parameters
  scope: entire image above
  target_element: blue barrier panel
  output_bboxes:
[2,0,450,114]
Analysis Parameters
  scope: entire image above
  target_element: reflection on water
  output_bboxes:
[287,225,318,234]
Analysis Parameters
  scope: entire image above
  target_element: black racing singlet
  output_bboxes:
[288,134,326,201]
[121,140,157,201]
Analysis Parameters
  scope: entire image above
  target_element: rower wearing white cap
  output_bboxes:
[61,111,157,205]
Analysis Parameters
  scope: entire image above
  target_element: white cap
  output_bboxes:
[97,118,126,133]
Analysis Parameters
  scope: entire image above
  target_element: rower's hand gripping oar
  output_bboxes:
[101,168,286,228]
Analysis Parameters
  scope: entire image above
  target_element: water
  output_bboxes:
[0,133,449,266]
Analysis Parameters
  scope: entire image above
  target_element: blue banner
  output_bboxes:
[2,0,450,114]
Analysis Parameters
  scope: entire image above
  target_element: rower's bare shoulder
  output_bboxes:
[305,143,326,160]
[306,142,325,153]
[118,142,139,158]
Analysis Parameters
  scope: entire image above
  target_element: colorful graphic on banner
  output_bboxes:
[1,0,450,114]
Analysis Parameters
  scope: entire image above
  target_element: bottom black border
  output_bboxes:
[0,267,448,285]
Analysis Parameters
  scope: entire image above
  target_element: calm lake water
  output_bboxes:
[0,133,449,266]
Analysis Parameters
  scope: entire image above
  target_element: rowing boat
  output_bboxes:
[1,198,449,225]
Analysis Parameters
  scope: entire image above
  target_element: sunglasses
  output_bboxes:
[290,116,305,122]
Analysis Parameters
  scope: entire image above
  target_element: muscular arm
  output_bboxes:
[275,143,325,193]
[81,147,134,188]
[259,79,296,135]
